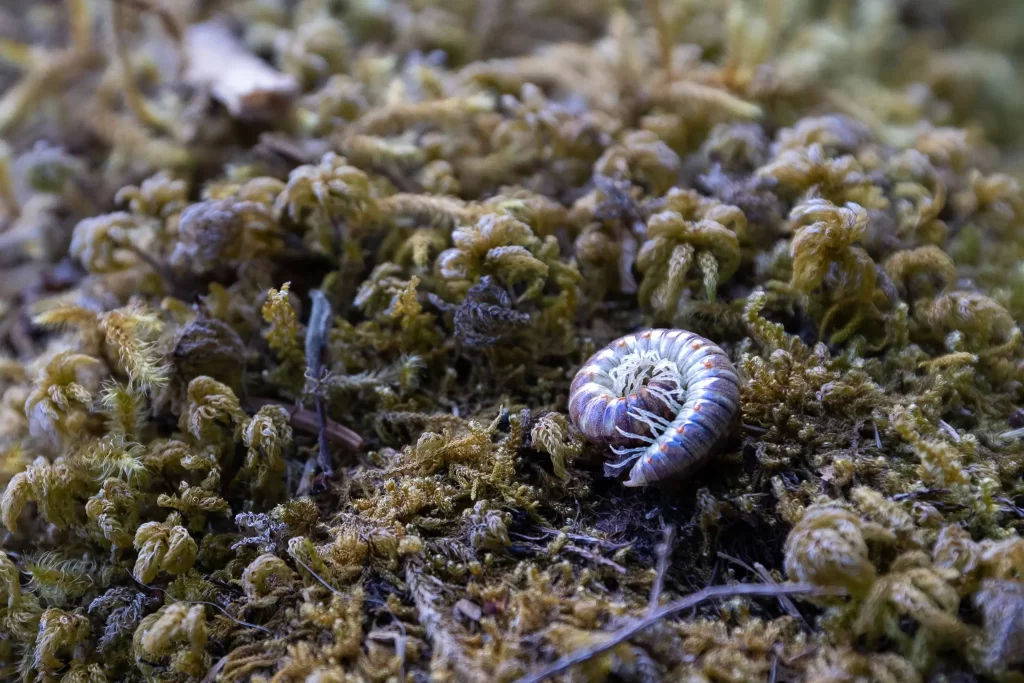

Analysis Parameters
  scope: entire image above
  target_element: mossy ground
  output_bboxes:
[2,1,1024,682]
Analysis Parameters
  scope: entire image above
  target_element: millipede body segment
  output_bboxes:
[568,329,741,487]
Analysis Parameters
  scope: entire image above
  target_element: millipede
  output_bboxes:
[568,329,741,487]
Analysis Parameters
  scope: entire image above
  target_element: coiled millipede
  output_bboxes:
[568,329,741,487]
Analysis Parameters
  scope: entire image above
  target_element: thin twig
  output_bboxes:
[292,557,393,611]
[514,583,845,683]
[561,544,627,575]
[998,426,1024,441]
[314,396,332,473]
[649,524,675,613]
[996,497,1024,518]
[249,397,363,452]
[131,577,273,635]
[534,527,632,551]
[200,655,228,683]
[292,556,351,599]
[716,552,805,624]
[306,289,336,477]
[938,419,961,442]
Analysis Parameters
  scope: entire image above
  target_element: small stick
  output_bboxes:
[999,427,1024,441]
[561,544,627,575]
[938,419,961,443]
[306,289,336,477]
[716,552,804,624]
[248,397,363,453]
[649,524,675,613]
[129,576,273,635]
[535,528,632,551]
[514,583,845,683]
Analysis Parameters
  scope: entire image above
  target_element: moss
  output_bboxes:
[1,1,1024,682]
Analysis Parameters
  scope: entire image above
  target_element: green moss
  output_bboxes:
[2,1,1024,681]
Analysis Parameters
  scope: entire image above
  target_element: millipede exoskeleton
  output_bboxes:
[568,329,741,487]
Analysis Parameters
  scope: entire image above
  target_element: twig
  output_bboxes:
[291,556,390,610]
[938,419,961,442]
[248,397,363,452]
[534,527,632,551]
[561,544,627,575]
[200,655,229,683]
[514,583,845,683]
[716,552,804,624]
[314,398,332,474]
[306,289,335,477]
[996,497,1024,518]
[130,577,273,635]
[292,556,350,599]
[649,524,675,613]
[891,488,949,502]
